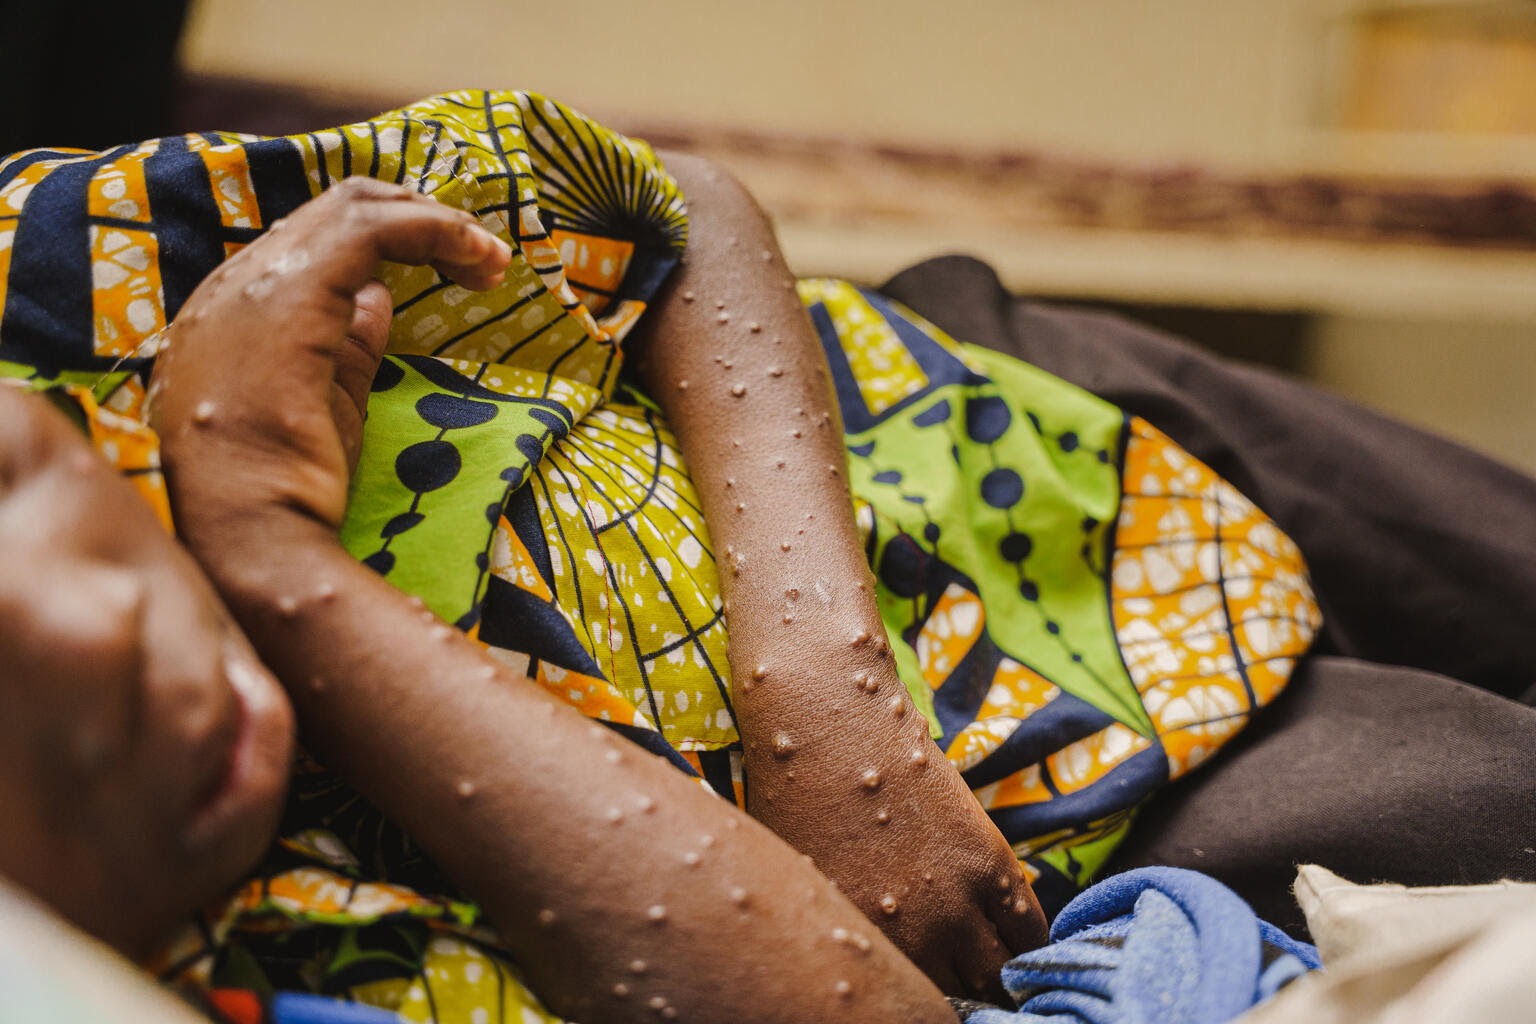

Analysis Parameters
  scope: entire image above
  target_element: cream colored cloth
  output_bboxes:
[0,876,209,1024]
[1238,864,1536,1023]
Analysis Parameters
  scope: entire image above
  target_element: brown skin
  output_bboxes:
[152,177,958,1024]
[629,154,1047,998]
[0,388,294,959]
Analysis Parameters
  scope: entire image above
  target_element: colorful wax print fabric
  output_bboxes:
[795,282,1319,901]
[0,91,1319,1022]
[0,89,685,628]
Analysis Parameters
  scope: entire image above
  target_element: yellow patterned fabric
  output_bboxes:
[0,90,1320,1022]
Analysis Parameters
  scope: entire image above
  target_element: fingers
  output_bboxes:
[178,178,511,363]
[335,280,394,411]
[160,179,513,397]
[331,280,394,472]
[931,914,1010,1003]
[286,178,513,298]
[993,875,1049,956]
[952,868,1047,1000]
[152,179,516,531]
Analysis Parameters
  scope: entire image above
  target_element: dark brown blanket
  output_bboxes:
[881,255,1536,936]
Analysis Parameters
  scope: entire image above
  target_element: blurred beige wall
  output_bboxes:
[1306,316,1536,475]
[181,0,1536,475]
[186,0,1307,163]
[181,0,1532,176]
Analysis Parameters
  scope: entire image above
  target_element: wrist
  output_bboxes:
[176,501,347,616]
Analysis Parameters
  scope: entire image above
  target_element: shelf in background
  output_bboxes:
[774,219,1536,322]
[168,75,1536,323]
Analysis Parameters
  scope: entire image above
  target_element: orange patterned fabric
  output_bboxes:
[1111,418,1320,778]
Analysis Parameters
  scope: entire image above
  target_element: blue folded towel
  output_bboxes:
[965,867,1319,1024]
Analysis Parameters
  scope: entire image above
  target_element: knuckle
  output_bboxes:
[335,194,377,234]
[324,178,406,226]
[332,175,385,199]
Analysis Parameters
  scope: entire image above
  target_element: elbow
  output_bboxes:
[655,150,763,221]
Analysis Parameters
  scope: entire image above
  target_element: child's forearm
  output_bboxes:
[195,513,955,1024]
[630,153,922,788]
[629,154,1047,996]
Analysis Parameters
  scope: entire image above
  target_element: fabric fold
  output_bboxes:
[963,867,1317,1024]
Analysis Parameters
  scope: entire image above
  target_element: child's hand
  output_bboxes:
[742,657,1047,999]
[152,179,511,550]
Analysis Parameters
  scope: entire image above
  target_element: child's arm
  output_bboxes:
[627,154,1046,997]
[152,179,959,1024]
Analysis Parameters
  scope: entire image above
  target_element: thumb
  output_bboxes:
[331,279,394,472]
